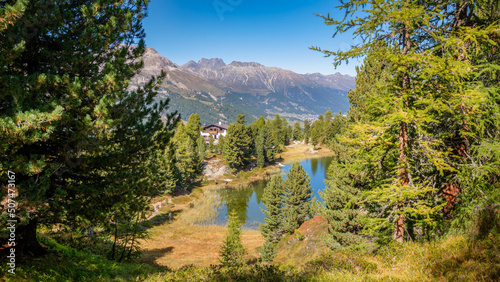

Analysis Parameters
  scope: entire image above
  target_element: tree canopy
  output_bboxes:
[0,0,178,256]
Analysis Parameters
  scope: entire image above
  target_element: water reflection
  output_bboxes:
[198,157,334,229]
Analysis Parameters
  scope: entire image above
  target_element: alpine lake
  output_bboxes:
[195,156,334,229]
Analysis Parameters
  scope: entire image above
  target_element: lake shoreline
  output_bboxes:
[140,143,334,269]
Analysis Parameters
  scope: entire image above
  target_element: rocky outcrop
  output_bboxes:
[202,159,231,179]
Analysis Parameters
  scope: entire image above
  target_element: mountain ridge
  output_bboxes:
[132,47,354,123]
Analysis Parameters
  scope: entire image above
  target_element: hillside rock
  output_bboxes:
[202,159,231,179]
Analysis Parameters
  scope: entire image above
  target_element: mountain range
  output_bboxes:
[131,47,355,123]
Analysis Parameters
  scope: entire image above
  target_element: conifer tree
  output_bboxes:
[256,127,266,168]
[0,0,178,255]
[292,121,303,141]
[217,134,225,154]
[223,115,252,169]
[303,119,311,144]
[185,113,202,143]
[282,163,312,233]
[260,239,277,262]
[264,124,278,163]
[260,175,285,242]
[196,136,207,160]
[315,0,500,243]
[310,127,319,149]
[208,134,215,153]
[219,211,247,266]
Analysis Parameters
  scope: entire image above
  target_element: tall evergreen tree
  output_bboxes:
[256,127,266,168]
[315,0,500,243]
[219,211,247,266]
[0,0,178,255]
[282,163,312,233]
[223,115,252,169]
[208,134,215,153]
[292,121,303,141]
[310,127,319,148]
[260,175,285,242]
[303,119,311,144]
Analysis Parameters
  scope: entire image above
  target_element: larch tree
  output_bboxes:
[315,0,500,243]
[0,0,178,255]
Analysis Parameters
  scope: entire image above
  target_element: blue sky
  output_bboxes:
[142,0,361,76]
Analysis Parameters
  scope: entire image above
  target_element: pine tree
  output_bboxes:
[0,0,178,255]
[282,163,312,233]
[264,124,278,163]
[256,127,266,168]
[260,239,277,262]
[303,119,311,144]
[219,211,247,266]
[310,127,319,149]
[292,121,303,141]
[321,49,389,248]
[260,175,285,242]
[208,134,215,153]
[223,115,252,169]
[217,134,225,155]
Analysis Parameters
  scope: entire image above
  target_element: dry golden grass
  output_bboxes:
[139,187,264,269]
[280,142,335,164]
[139,218,264,269]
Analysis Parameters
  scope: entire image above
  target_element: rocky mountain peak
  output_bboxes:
[197,58,226,69]
[228,61,263,68]
[182,60,200,69]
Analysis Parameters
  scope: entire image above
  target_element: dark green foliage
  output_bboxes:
[260,239,277,262]
[223,116,252,169]
[260,175,285,242]
[303,119,311,144]
[310,127,319,148]
[282,163,313,234]
[173,122,202,187]
[219,211,247,267]
[0,0,178,256]
[292,121,303,141]
[208,134,215,153]
[256,128,266,168]
[236,114,246,124]
[322,147,365,248]
[216,134,225,154]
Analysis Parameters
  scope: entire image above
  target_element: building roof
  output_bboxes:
[203,122,229,130]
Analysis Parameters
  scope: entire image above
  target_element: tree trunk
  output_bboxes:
[395,23,411,243]
[395,120,409,243]
[17,218,47,257]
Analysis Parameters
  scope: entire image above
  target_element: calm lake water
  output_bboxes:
[204,156,334,229]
